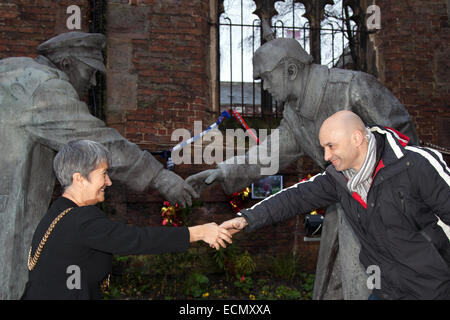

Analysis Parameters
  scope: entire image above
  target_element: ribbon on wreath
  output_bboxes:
[169,108,260,153]
[170,110,232,154]
[229,109,260,144]
[154,108,259,170]
[225,110,259,213]
[158,110,232,172]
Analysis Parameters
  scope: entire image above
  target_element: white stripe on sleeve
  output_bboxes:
[424,147,450,175]
[247,172,327,211]
[405,146,450,187]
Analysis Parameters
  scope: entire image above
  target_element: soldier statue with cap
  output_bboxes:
[0,32,198,299]
[186,37,419,299]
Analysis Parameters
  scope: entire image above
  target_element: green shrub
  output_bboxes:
[233,275,254,294]
[275,285,302,299]
[211,244,239,279]
[234,251,256,276]
[184,272,209,298]
[299,272,315,299]
[269,253,301,281]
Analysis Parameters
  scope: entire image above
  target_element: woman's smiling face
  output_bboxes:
[82,161,112,205]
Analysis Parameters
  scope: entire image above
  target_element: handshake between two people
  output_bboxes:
[188,217,248,250]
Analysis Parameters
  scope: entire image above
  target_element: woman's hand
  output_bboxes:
[188,223,232,250]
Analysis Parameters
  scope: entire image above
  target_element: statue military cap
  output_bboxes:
[37,31,106,73]
[253,38,313,80]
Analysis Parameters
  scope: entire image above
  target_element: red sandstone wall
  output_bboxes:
[0,0,90,59]
[106,0,213,149]
[372,0,450,155]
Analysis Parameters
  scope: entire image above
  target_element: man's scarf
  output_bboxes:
[343,128,377,202]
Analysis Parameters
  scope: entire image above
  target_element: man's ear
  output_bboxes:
[59,57,72,73]
[352,130,364,147]
[287,63,298,81]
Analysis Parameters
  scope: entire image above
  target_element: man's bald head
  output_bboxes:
[319,110,369,171]
[320,110,366,139]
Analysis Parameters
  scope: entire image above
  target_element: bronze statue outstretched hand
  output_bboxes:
[185,169,225,194]
[153,169,199,207]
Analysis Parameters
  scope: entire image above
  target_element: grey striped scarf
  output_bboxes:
[343,128,377,203]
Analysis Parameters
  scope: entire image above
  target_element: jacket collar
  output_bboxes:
[369,126,414,188]
[369,126,409,166]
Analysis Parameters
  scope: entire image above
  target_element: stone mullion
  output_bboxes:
[252,0,281,121]
[296,0,334,64]
[343,0,368,72]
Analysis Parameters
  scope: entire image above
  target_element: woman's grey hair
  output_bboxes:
[53,140,110,190]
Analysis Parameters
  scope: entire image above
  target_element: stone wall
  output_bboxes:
[0,0,90,59]
[105,0,215,147]
[371,0,450,162]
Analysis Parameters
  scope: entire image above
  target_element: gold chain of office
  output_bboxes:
[27,207,74,271]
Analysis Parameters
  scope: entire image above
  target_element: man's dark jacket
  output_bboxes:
[239,126,450,299]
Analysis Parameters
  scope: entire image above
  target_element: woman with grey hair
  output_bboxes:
[22,140,232,299]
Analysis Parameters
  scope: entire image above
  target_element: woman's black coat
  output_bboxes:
[22,197,189,299]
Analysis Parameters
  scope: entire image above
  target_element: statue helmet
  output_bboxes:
[37,31,106,73]
[252,38,313,80]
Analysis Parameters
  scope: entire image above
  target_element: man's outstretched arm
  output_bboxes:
[220,172,339,233]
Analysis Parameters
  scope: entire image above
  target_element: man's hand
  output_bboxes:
[219,217,248,236]
[154,169,199,207]
[185,169,225,194]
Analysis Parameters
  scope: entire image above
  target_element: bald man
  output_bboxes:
[220,111,450,300]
